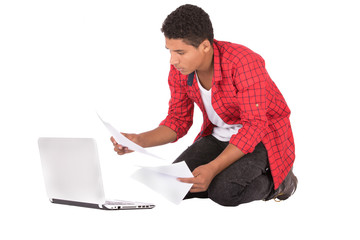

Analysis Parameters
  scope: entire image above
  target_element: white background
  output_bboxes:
[1,0,359,239]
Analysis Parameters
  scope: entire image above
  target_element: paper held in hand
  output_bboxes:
[97,113,165,160]
[97,113,193,204]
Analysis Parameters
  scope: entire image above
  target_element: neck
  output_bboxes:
[197,47,214,76]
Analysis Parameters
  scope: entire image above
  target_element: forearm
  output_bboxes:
[208,143,245,176]
[178,143,246,192]
[137,125,177,148]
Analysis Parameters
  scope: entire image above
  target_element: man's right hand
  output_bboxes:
[110,126,177,156]
[110,134,137,155]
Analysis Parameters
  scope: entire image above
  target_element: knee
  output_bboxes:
[209,174,273,206]
[208,182,244,207]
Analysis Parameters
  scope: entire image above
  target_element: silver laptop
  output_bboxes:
[38,137,155,210]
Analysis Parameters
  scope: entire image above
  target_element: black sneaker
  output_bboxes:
[266,168,298,201]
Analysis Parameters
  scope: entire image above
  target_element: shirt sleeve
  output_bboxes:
[229,56,269,154]
[159,66,194,142]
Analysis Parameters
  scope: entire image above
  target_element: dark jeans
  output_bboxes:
[173,135,274,206]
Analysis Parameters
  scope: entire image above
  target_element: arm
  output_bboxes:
[136,125,177,147]
[111,125,177,155]
[160,65,194,141]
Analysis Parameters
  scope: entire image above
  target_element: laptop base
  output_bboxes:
[51,199,155,210]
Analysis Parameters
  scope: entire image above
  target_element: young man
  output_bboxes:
[111,4,297,206]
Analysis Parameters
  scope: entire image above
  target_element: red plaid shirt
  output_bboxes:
[160,39,295,189]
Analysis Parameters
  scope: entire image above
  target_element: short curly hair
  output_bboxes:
[161,4,214,48]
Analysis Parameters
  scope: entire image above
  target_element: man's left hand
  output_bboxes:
[178,163,217,193]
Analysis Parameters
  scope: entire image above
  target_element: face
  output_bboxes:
[165,38,210,75]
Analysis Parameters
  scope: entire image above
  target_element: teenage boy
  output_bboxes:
[111,4,297,206]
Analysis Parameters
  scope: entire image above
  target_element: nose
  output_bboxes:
[170,53,179,66]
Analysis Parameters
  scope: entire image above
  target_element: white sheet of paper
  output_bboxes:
[97,113,164,160]
[132,161,193,204]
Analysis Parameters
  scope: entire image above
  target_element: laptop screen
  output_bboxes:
[38,138,106,204]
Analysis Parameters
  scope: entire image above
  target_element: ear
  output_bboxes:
[200,39,212,53]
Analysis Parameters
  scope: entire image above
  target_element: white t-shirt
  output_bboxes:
[196,72,243,142]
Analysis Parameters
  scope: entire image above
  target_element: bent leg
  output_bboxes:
[208,142,273,206]
[173,135,228,199]
[173,135,228,171]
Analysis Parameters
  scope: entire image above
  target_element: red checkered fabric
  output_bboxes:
[160,40,295,189]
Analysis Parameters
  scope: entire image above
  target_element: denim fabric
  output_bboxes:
[173,135,273,206]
